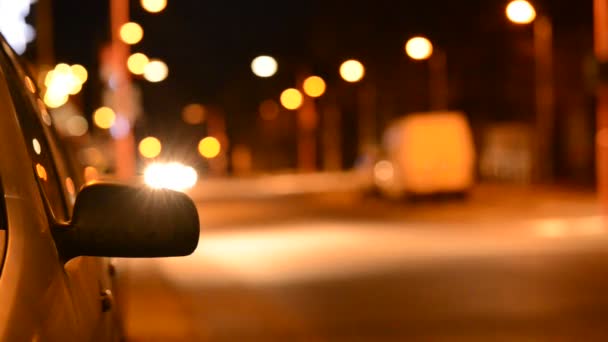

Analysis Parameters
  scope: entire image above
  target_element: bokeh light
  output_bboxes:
[405,36,433,60]
[138,136,162,158]
[93,107,116,129]
[182,103,206,125]
[339,59,365,83]
[70,64,88,83]
[84,166,99,183]
[65,116,89,137]
[43,63,87,108]
[141,0,167,13]
[302,76,326,98]
[127,52,149,75]
[143,60,168,82]
[198,137,221,159]
[251,55,278,78]
[506,0,536,24]
[259,99,279,120]
[144,162,198,192]
[36,163,47,181]
[109,115,131,139]
[44,92,68,108]
[119,22,143,45]
[32,138,41,155]
[280,88,303,110]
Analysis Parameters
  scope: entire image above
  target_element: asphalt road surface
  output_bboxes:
[118,185,608,341]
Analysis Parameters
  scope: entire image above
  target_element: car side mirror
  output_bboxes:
[52,182,200,261]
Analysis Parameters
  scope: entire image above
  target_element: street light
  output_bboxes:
[251,55,278,78]
[143,59,168,82]
[127,52,149,75]
[141,0,167,13]
[302,75,326,98]
[339,59,365,83]
[138,136,162,159]
[280,88,303,110]
[119,22,143,45]
[405,36,433,61]
[506,0,536,24]
[505,0,554,181]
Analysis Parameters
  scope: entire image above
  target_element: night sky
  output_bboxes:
[37,0,595,169]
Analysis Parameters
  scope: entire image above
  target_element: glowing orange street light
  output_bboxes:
[141,0,167,13]
[127,52,149,75]
[280,88,304,110]
[119,22,143,45]
[506,0,537,24]
[198,137,221,159]
[138,136,162,158]
[405,36,433,61]
[339,59,365,83]
[302,76,326,98]
[93,106,116,129]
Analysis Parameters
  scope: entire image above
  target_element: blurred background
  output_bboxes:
[6,0,608,340]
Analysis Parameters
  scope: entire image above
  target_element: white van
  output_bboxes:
[374,111,476,197]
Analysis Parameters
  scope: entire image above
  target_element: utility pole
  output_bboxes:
[109,0,136,180]
[595,0,608,204]
[533,15,554,182]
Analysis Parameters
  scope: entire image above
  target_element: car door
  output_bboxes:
[0,37,118,341]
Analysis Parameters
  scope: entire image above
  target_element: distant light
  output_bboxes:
[144,162,198,192]
[259,99,279,120]
[127,52,149,75]
[405,36,433,61]
[143,59,168,82]
[374,160,394,182]
[141,0,167,13]
[198,137,221,159]
[302,76,326,98]
[339,59,365,83]
[138,136,162,159]
[44,92,69,108]
[68,82,82,95]
[109,115,131,139]
[0,0,36,54]
[119,22,144,45]
[93,106,116,129]
[280,88,303,110]
[24,76,36,93]
[182,103,206,125]
[251,55,278,78]
[65,116,89,137]
[506,0,536,24]
[70,64,88,83]
[32,138,41,155]
[36,163,48,181]
[65,177,76,198]
[84,166,99,183]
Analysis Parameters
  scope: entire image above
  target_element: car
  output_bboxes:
[0,34,200,340]
[374,111,476,198]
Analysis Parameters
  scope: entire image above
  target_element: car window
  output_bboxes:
[0,40,69,222]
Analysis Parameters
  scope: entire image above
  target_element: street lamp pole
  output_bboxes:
[506,0,554,182]
[533,14,554,181]
[594,0,608,204]
[109,0,136,180]
[428,49,448,110]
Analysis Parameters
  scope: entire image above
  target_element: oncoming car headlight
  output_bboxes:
[143,162,198,192]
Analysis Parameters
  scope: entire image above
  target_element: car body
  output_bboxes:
[374,111,476,197]
[0,35,199,340]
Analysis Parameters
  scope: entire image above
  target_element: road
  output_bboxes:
[118,184,608,341]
